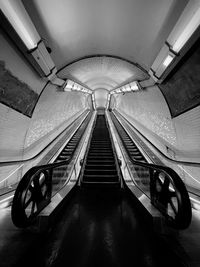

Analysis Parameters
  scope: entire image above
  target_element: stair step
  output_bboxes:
[126,145,137,148]
[65,145,75,148]
[86,162,115,166]
[87,153,113,157]
[89,152,113,155]
[82,175,119,182]
[85,164,116,169]
[60,152,73,155]
[81,181,120,188]
[89,146,111,148]
[60,150,73,154]
[84,169,117,175]
[88,152,113,155]
[87,157,114,160]
[87,159,115,162]
[90,143,110,145]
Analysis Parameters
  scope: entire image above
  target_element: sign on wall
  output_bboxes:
[0,60,38,117]
[159,38,200,118]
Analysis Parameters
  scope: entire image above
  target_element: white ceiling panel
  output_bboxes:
[23,0,188,71]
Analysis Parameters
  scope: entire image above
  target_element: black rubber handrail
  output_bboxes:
[114,109,200,166]
[110,111,192,229]
[0,110,89,166]
[11,112,94,228]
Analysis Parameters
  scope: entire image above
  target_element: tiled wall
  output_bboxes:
[115,85,200,163]
[0,89,87,162]
[173,105,200,161]
[0,31,88,162]
[24,88,87,157]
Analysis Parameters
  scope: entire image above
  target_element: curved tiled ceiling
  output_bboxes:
[58,56,149,91]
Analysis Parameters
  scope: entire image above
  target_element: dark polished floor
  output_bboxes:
[0,186,185,267]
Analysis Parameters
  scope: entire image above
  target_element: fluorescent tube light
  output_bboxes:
[64,79,92,94]
[172,4,200,53]
[162,54,174,67]
[0,0,40,50]
[111,81,141,94]
[130,81,139,91]
[64,79,74,90]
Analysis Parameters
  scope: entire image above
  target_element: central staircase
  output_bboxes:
[81,115,120,187]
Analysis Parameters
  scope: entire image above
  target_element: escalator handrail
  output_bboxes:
[0,110,89,166]
[111,111,186,181]
[11,112,94,228]
[15,110,93,184]
[128,155,192,229]
[114,110,200,167]
[110,111,192,229]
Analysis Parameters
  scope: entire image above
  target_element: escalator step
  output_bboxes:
[87,156,114,160]
[85,164,116,169]
[87,153,113,156]
[84,169,117,175]
[86,161,115,165]
[82,175,119,182]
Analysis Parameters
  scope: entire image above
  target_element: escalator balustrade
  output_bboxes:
[110,112,192,229]
[11,112,92,228]
[11,111,192,230]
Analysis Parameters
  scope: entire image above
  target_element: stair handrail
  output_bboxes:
[129,156,192,229]
[111,113,192,229]
[11,112,93,228]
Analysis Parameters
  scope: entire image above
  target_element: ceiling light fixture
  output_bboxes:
[149,0,200,82]
[0,0,40,50]
[162,54,175,67]
[168,0,200,53]
[0,0,57,78]
[110,81,140,95]
[64,79,92,94]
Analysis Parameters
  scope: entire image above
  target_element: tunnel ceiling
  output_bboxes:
[58,56,149,91]
[23,0,188,72]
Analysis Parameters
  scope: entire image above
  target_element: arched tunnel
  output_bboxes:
[0,0,200,266]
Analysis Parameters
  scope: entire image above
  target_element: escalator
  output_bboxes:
[81,114,120,186]
[110,111,151,188]
[11,111,92,227]
[50,112,92,193]
[110,112,147,162]
[8,113,187,267]
[8,111,192,267]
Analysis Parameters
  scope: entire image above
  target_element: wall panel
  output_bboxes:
[115,85,200,162]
